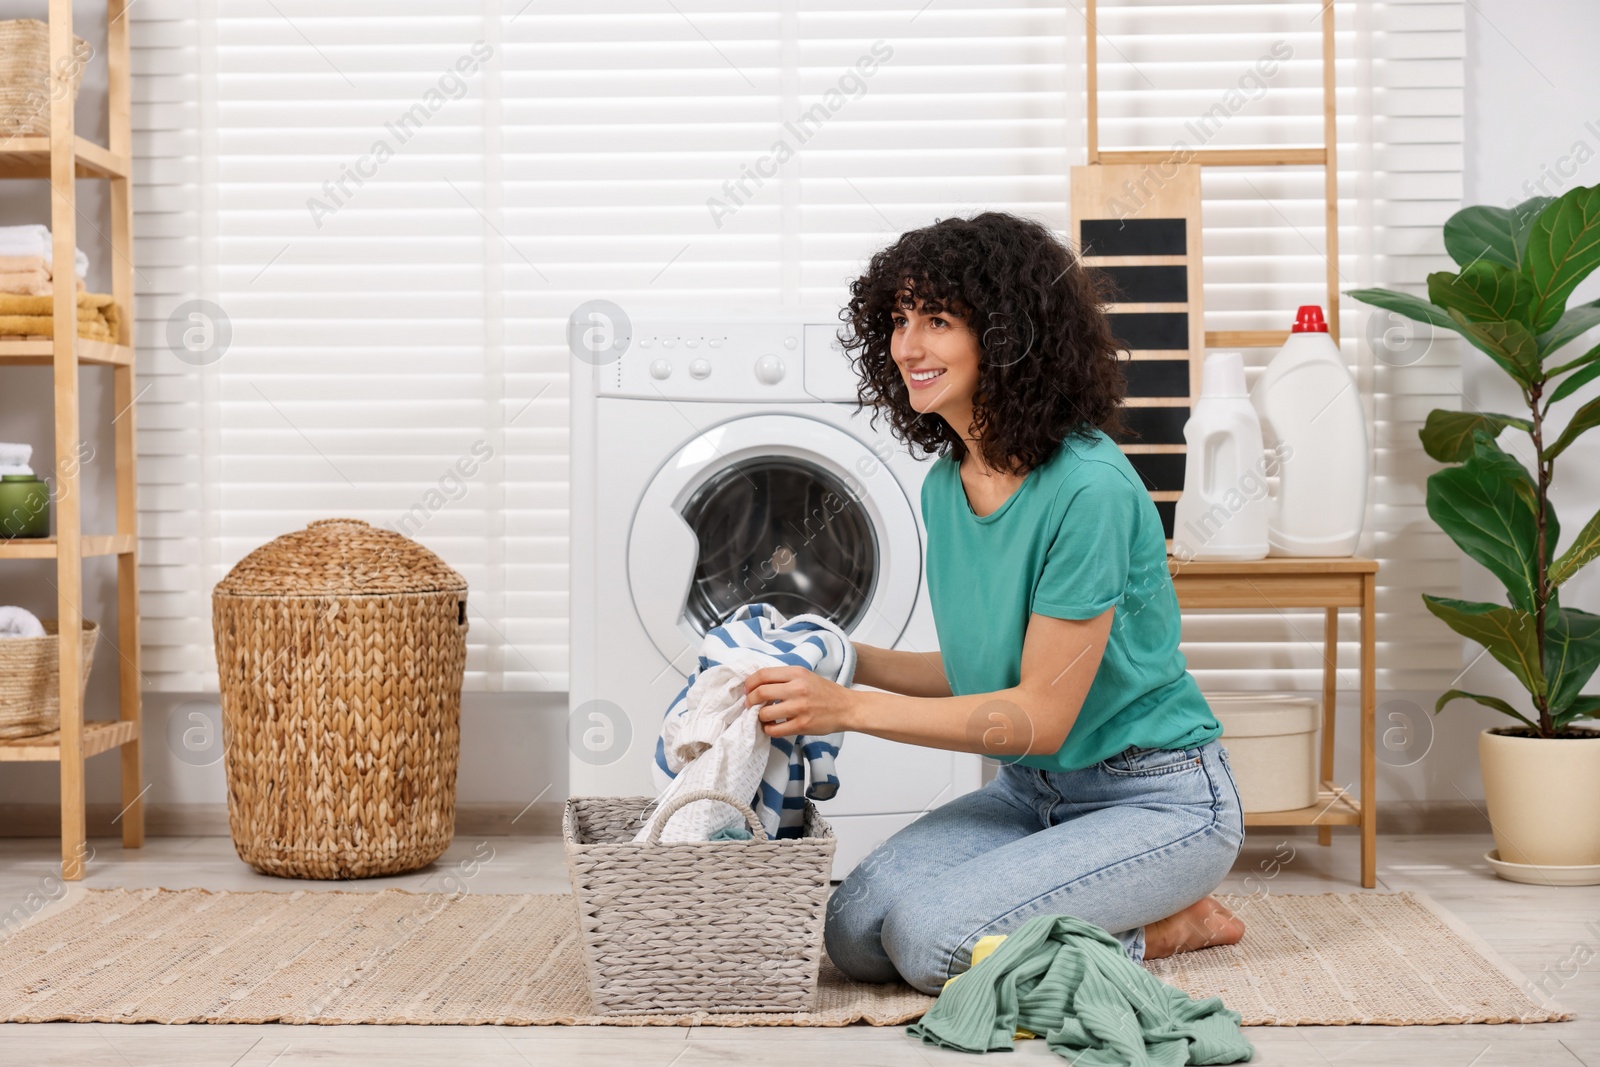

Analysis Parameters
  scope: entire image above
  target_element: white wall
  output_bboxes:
[3,1,1599,831]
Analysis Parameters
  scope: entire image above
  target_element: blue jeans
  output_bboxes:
[824,739,1245,994]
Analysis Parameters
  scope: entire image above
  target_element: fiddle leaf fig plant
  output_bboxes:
[1348,182,1600,738]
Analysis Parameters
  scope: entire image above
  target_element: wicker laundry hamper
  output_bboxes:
[212,518,468,879]
[0,20,90,138]
[0,619,98,740]
[564,788,835,1015]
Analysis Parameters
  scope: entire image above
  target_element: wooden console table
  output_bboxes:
[1167,556,1378,888]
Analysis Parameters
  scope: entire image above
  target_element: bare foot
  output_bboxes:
[1142,896,1245,960]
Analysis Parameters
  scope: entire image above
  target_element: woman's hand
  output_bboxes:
[743,666,859,737]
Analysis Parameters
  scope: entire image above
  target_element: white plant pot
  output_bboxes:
[1479,726,1600,873]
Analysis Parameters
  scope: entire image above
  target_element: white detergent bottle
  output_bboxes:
[1249,305,1368,556]
[1172,352,1270,561]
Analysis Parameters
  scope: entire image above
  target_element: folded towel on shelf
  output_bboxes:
[0,292,115,317]
[636,602,854,843]
[0,268,51,296]
[0,256,82,295]
[0,253,86,286]
[0,291,120,343]
[0,225,89,280]
[0,255,48,275]
[0,441,32,477]
[0,318,115,342]
[0,607,46,639]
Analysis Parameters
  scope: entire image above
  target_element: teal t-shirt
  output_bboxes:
[921,427,1221,772]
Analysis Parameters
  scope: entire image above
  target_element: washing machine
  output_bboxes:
[568,308,982,877]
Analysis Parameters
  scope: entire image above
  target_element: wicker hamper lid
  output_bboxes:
[214,518,466,597]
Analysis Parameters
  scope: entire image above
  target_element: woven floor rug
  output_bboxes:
[0,886,1569,1026]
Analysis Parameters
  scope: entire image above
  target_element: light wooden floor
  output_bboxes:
[0,831,1593,1066]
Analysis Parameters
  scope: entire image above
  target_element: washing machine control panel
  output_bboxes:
[595,318,856,402]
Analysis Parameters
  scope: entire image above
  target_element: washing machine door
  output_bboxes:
[628,413,919,672]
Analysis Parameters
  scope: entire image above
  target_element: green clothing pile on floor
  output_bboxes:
[907,914,1254,1065]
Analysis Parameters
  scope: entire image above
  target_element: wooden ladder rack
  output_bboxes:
[1085,0,1342,345]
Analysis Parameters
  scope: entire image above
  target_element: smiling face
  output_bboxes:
[890,293,981,429]
[845,213,1127,479]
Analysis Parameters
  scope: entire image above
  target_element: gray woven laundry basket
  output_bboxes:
[563,788,835,1015]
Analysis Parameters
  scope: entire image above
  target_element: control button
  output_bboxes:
[708,337,724,349]
[754,353,785,385]
[689,358,711,380]
[650,359,672,380]
[639,338,653,349]
[662,336,677,349]
[686,337,700,349]
[784,336,798,350]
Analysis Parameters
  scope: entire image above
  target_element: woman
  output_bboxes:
[740,211,1247,995]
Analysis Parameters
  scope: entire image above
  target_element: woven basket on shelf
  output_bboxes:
[212,518,468,880]
[564,788,836,1015]
[0,20,90,139]
[0,619,98,739]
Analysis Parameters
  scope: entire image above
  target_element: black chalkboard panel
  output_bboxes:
[1079,218,1187,257]
[1154,499,1177,541]
[1100,265,1188,304]
[1109,405,1189,445]
[1124,359,1190,398]
[1126,451,1187,493]
[1108,312,1188,351]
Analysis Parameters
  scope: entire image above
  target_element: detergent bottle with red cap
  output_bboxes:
[1247,305,1368,556]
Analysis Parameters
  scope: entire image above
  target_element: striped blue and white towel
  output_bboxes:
[641,603,856,842]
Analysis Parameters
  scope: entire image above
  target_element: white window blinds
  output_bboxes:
[131,0,1464,697]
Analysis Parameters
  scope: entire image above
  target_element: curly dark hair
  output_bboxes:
[840,211,1129,477]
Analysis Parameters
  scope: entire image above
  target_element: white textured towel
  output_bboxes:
[0,606,45,638]
[0,225,89,279]
[637,602,855,843]
[0,441,32,476]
